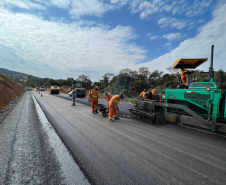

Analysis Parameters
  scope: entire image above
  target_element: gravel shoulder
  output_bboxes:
[0,91,89,185]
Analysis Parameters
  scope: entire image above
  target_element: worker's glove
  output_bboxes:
[117,108,119,111]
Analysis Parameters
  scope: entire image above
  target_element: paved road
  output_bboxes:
[34,91,226,185]
[46,92,133,117]
[0,92,89,185]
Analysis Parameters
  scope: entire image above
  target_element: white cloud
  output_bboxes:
[165,43,171,47]
[135,1,226,74]
[198,19,205,23]
[49,0,127,18]
[146,32,152,37]
[162,33,185,40]
[49,0,71,9]
[0,0,46,10]
[149,33,185,41]
[158,17,188,30]
[185,0,214,17]
[134,0,162,19]
[0,6,147,81]
[130,0,214,19]
[150,36,159,40]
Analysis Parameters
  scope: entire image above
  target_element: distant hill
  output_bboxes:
[0,68,29,79]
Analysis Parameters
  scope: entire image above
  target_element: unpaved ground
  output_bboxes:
[0,74,24,113]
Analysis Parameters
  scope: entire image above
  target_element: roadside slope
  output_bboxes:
[0,74,24,113]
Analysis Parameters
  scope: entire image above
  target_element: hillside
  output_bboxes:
[0,74,24,113]
[0,68,29,79]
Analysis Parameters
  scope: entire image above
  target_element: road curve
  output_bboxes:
[34,91,226,185]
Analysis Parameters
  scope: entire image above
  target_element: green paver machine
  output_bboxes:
[129,45,226,133]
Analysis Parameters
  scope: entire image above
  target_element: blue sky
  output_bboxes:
[0,0,225,82]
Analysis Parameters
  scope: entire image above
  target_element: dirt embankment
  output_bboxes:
[59,87,71,94]
[0,74,24,112]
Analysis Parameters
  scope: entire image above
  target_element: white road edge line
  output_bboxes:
[32,94,90,185]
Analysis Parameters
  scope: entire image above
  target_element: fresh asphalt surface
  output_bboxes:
[30,91,226,185]
[54,92,132,117]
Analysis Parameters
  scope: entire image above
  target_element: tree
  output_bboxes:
[166,66,179,74]
[214,70,226,89]
[129,70,138,79]
[77,75,91,89]
[120,68,132,75]
[138,67,150,80]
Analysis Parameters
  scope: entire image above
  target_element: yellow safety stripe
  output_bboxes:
[113,115,117,117]
[92,95,97,97]
[113,97,118,105]
[109,117,112,119]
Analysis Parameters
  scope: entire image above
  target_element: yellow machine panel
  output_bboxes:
[173,58,208,69]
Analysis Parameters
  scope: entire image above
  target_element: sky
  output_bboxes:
[0,0,226,82]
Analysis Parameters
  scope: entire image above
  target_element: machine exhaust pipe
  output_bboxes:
[209,45,214,80]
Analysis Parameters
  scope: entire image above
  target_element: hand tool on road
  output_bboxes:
[118,109,130,118]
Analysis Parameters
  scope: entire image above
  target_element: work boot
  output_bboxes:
[71,104,75,106]
[92,111,95,114]
[109,119,113,122]
[95,110,98,113]
[114,117,120,120]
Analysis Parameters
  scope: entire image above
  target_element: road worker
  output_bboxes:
[104,91,112,110]
[162,92,165,100]
[144,92,150,99]
[108,93,123,122]
[151,87,156,95]
[180,66,187,85]
[88,89,92,102]
[91,86,99,113]
[139,89,146,99]
[71,87,77,106]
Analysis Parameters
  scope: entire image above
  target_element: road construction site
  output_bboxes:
[1,90,225,184]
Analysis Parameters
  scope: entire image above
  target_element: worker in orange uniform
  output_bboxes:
[180,66,187,85]
[151,87,156,95]
[88,88,92,102]
[91,86,99,114]
[104,91,112,111]
[108,93,123,122]
[162,92,165,100]
[139,89,146,99]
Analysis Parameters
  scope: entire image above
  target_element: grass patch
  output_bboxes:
[0,75,5,83]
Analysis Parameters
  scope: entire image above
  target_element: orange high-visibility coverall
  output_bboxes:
[152,89,156,95]
[139,91,146,99]
[104,93,112,108]
[91,89,99,113]
[109,95,120,120]
[88,90,92,102]
[180,69,187,85]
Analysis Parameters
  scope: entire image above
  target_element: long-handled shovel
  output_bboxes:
[118,109,130,118]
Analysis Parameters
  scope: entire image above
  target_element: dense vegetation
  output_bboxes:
[92,67,226,103]
[0,68,28,79]
[1,67,226,103]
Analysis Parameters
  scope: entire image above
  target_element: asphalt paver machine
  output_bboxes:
[129,45,226,133]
